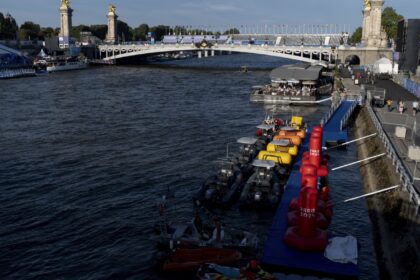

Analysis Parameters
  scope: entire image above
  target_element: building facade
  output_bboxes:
[396,19,420,74]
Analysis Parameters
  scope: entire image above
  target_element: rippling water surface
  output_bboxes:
[0,54,377,279]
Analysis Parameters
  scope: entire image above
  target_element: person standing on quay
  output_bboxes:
[398,101,405,115]
[386,99,393,112]
[413,100,418,117]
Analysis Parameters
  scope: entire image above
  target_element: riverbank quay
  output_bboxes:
[339,72,420,279]
[262,103,360,279]
[353,106,420,280]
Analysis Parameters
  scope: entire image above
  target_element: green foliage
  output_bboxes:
[382,7,404,40]
[19,21,41,40]
[90,25,107,40]
[349,27,363,44]
[149,25,169,41]
[223,28,240,35]
[72,25,91,41]
[0,12,18,40]
[133,23,149,41]
[39,27,56,39]
[117,20,133,42]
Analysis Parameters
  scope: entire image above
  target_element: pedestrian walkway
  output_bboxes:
[374,80,419,102]
[359,80,420,204]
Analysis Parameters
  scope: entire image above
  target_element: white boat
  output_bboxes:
[46,58,88,72]
[250,63,333,105]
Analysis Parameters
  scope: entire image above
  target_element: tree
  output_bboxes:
[19,21,41,40]
[117,20,133,42]
[90,25,107,40]
[0,13,18,40]
[72,25,91,41]
[349,27,363,45]
[382,7,404,41]
[149,25,169,41]
[133,23,149,41]
[0,13,4,35]
[39,27,57,39]
[223,28,240,35]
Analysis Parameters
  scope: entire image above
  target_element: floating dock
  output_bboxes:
[261,101,359,278]
[323,101,357,146]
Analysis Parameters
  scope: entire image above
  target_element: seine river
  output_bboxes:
[0,54,378,279]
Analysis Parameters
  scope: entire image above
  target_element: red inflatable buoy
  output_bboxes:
[308,136,322,168]
[297,187,318,237]
[317,165,329,177]
[283,226,328,252]
[287,209,329,229]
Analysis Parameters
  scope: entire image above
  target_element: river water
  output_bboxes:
[0,54,377,279]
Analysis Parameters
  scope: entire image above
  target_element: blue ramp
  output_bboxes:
[323,101,356,145]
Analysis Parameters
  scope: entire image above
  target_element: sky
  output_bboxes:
[1,0,419,33]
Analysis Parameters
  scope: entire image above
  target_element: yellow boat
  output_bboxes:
[267,140,298,156]
[289,116,304,129]
[258,150,292,165]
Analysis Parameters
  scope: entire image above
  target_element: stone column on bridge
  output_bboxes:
[59,0,73,39]
[364,0,388,48]
[106,4,118,44]
[361,5,371,44]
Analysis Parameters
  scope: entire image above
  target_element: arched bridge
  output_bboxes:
[98,43,337,63]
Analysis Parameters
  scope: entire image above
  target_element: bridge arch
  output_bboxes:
[99,44,335,64]
[345,54,360,65]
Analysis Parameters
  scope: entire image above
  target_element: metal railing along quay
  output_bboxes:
[364,88,420,208]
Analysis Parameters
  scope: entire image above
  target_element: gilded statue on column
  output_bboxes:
[109,4,116,15]
[61,0,70,8]
[364,0,371,11]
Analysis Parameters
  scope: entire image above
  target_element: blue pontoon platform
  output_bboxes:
[261,102,359,278]
[323,101,357,146]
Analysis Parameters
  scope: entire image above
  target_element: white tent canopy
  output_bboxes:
[372,57,398,74]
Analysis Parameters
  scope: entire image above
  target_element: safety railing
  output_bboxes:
[320,99,342,127]
[340,101,358,131]
[366,104,420,207]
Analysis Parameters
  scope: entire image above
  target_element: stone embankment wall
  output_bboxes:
[353,107,420,280]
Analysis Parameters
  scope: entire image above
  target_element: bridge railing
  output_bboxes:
[320,99,342,127]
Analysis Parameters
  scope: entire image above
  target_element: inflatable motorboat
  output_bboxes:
[195,161,243,207]
[239,160,282,209]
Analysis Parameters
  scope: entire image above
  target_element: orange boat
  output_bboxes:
[277,127,306,139]
[273,134,302,146]
[162,247,242,272]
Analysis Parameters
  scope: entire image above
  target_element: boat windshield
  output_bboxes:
[237,137,258,145]
[252,159,275,169]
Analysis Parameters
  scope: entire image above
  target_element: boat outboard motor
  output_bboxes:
[205,189,216,200]
[254,191,262,201]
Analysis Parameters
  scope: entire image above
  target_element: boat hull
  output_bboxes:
[47,61,88,72]
[162,248,242,272]
[250,93,331,105]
